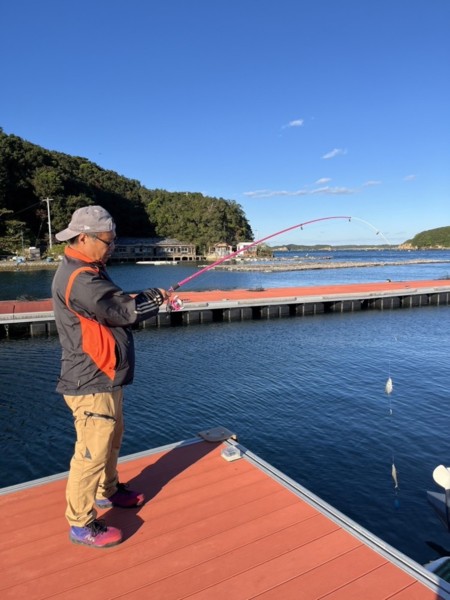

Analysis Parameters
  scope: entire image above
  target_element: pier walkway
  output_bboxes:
[1,431,449,599]
[0,279,449,336]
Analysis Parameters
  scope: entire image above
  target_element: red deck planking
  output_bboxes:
[1,437,449,600]
[174,279,450,305]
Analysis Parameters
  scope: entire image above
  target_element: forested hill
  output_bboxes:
[402,226,450,249]
[0,129,253,253]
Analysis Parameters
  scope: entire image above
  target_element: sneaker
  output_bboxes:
[96,482,145,509]
[69,519,122,548]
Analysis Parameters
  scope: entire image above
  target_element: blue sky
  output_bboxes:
[1,1,449,245]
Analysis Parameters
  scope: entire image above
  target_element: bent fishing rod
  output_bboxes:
[165,215,352,310]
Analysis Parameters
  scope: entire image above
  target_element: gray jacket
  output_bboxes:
[52,245,163,395]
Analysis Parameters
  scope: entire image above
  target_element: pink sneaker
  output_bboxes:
[69,519,122,548]
[96,482,145,509]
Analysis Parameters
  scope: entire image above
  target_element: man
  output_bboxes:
[52,205,167,548]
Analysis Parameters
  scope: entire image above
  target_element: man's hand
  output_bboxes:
[157,288,169,301]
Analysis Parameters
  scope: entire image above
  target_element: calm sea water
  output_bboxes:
[2,249,450,301]
[1,249,450,565]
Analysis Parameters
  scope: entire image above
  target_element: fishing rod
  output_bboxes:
[166,215,352,310]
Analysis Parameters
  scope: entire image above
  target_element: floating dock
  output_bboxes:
[1,279,450,337]
[1,431,449,599]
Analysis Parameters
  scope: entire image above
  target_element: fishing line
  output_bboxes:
[350,216,393,247]
[352,217,400,501]
[385,371,399,505]
[383,297,399,504]
[378,249,399,506]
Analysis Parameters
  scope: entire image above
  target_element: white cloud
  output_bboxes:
[281,118,304,129]
[404,174,416,181]
[315,177,331,185]
[310,186,355,195]
[244,189,307,198]
[363,180,382,187]
[322,148,347,159]
[244,186,355,198]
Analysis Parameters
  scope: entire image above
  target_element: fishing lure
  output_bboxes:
[385,377,393,394]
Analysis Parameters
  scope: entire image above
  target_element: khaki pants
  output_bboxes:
[64,390,124,527]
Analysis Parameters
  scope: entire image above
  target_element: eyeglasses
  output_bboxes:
[90,234,117,248]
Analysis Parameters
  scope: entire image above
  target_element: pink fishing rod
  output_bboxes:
[166,215,352,308]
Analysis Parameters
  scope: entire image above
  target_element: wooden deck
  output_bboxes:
[1,435,449,599]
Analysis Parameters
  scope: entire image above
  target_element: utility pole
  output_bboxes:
[42,198,53,249]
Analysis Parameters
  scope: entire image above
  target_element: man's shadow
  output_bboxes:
[104,441,220,541]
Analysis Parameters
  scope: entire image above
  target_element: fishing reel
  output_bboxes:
[166,295,184,312]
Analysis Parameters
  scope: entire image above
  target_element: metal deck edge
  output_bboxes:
[225,439,450,599]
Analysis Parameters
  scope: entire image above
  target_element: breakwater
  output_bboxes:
[1,256,449,274]
[216,258,450,272]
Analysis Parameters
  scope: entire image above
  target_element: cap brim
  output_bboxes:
[55,228,79,242]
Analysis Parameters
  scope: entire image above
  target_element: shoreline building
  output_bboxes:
[111,237,201,263]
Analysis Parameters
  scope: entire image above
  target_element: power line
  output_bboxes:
[0,201,42,218]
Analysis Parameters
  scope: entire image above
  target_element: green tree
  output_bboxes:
[0,219,29,254]
[32,166,64,200]
[0,130,254,252]
[405,226,450,248]
[144,192,253,253]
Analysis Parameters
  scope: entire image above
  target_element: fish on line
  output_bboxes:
[392,463,399,489]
